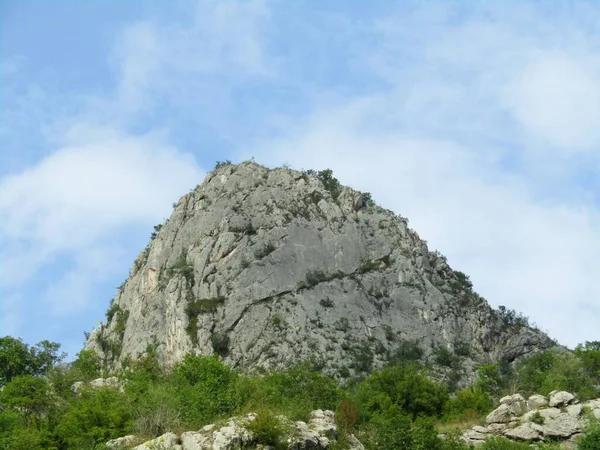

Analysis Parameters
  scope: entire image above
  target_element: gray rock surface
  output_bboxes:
[461,391,600,447]
[133,432,181,450]
[549,391,576,408]
[86,162,555,379]
[72,376,125,395]
[116,409,353,450]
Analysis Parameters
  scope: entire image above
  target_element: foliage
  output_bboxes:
[443,386,494,422]
[389,339,424,364]
[358,260,380,274]
[304,270,328,287]
[515,348,599,399]
[574,341,600,379]
[254,242,277,259]
[246,409,289,449]
[319,297,334,308]
[450,270,473,293]
[315,169,342,201]
[578,419,600,450]
[529,411,544,425]
[0,336,65,386]
[210,332,230,357]
[166,258,195,285]
[237,363,339,420]
[54,385,133,449]
[214,160,232,169]
[354,363,448,421]
[4,330,600,450]
[170,354,238,427]
[497,305,530,328]
[434,346,460,369]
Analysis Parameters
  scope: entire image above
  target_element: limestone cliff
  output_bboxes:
[86,161,555,381]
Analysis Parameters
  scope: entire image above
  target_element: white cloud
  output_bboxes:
[108,0,272,117]
[504,50,600,151]
[0,125,204,292]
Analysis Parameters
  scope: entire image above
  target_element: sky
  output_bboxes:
[2,0,600,359]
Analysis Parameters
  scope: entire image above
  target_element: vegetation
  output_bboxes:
[254,242,276,259]
[1,334,600,449]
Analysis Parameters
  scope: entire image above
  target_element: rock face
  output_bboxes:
[460,391,600,447]
[108,409,362,450]
[86,162,555,379]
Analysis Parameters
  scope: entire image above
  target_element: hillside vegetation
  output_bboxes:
[1,336,599,449]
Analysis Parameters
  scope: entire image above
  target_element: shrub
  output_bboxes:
[354,363,448,421]
[390,340,424,364]
[304,270,328,287]
[54,385,134,449]
[319,298,334,308]
[434,346,460,369]
[214,160,232,169]
[246,409,289,450]
[316,169,342,201]
[166,258,195,285]
[254,242,276,259]
[210,333,230,357]
[132,383,181,438]
[497,306,529,328]
[443,387,494,422]
[336,399,360,430]
[578,420,600,450]
[359,260,380,274]
[530,411,544,425]
[170,355,238,426]
[450,271,473,293]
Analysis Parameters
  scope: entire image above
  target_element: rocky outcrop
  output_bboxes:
[460,391,600,447]
[107,409,362,450]
[72,376,125,395]
[86,162,555,380]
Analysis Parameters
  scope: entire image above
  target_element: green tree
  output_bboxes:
[54,386,133,449]
[354,363,448,421]
[0,336,65,386]
[0,376,53,428]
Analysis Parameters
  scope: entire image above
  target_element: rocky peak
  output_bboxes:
[86,161,555,381]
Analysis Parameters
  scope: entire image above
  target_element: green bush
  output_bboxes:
[170,355,238,427]
[578,420,600,450]
[237,364,339,420]
[515,348,599,399]
[443,386,494,422]
[246,409,289,450]
[354,363,448,421]
[54,385,133,449]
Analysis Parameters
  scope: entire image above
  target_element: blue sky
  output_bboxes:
[2,0,600,359]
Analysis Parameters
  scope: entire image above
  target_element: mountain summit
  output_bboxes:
[86,161,555,382]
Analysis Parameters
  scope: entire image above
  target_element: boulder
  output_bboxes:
[541,413,580,438]
[133,432,180,450]
[106,435,138,449]
[503,423,542,441]
[527,394,548,410]
[499,394,528,416]
[548,391,576,407]
[486,404,514,424]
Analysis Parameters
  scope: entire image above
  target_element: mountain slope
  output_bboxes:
[86,161,555,381]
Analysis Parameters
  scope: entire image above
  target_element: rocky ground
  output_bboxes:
[458,390,600,448]
[106,409,364,450]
